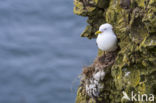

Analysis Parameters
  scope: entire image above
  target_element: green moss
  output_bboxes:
[74,0,156,102]
[75,87,89,103]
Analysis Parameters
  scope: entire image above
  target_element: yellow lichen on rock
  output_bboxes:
[74,0,156,102]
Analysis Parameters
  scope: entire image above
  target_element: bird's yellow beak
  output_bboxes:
[95,30,102,35]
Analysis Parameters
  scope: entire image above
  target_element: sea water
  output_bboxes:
[0,0,97,103]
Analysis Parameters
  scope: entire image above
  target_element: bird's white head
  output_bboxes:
[95,23,113,35]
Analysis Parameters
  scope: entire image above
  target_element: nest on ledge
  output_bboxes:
[80,51,117,98]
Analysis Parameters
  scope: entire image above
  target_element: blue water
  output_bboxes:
[0,0,97,103]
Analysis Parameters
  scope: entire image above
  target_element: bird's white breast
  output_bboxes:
[96,31,117,51]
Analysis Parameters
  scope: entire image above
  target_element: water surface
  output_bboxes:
[0,0,97,103]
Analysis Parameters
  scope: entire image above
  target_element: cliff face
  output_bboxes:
[74,0,156,103]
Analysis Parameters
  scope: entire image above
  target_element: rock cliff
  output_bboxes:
[74,0,156,103]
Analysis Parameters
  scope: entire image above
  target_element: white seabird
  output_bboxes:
[95,23,117,52]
